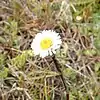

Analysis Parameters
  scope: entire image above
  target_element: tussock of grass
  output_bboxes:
[0,0,100,100]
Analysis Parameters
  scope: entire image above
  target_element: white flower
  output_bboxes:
[76,16,82,21]
[31,30,62,58]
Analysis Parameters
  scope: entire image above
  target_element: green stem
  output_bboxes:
[52,55,69,100]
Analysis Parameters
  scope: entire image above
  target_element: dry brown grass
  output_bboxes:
[0,0,100,100]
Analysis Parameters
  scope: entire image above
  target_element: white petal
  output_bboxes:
[48,49,53,56]
[40,50,49,58]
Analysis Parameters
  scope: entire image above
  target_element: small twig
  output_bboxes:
[65,64,89,79]
[2,87,32,100]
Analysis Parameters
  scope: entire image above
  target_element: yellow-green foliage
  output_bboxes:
[4,20,18,46]
[0,54,5,68]
[0,54,9,78]
[0,67,9,78]
[11,50,33,69]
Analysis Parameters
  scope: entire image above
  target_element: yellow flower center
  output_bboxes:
[40,38,53,50]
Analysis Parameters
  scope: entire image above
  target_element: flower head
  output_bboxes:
[31,30,62,58]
